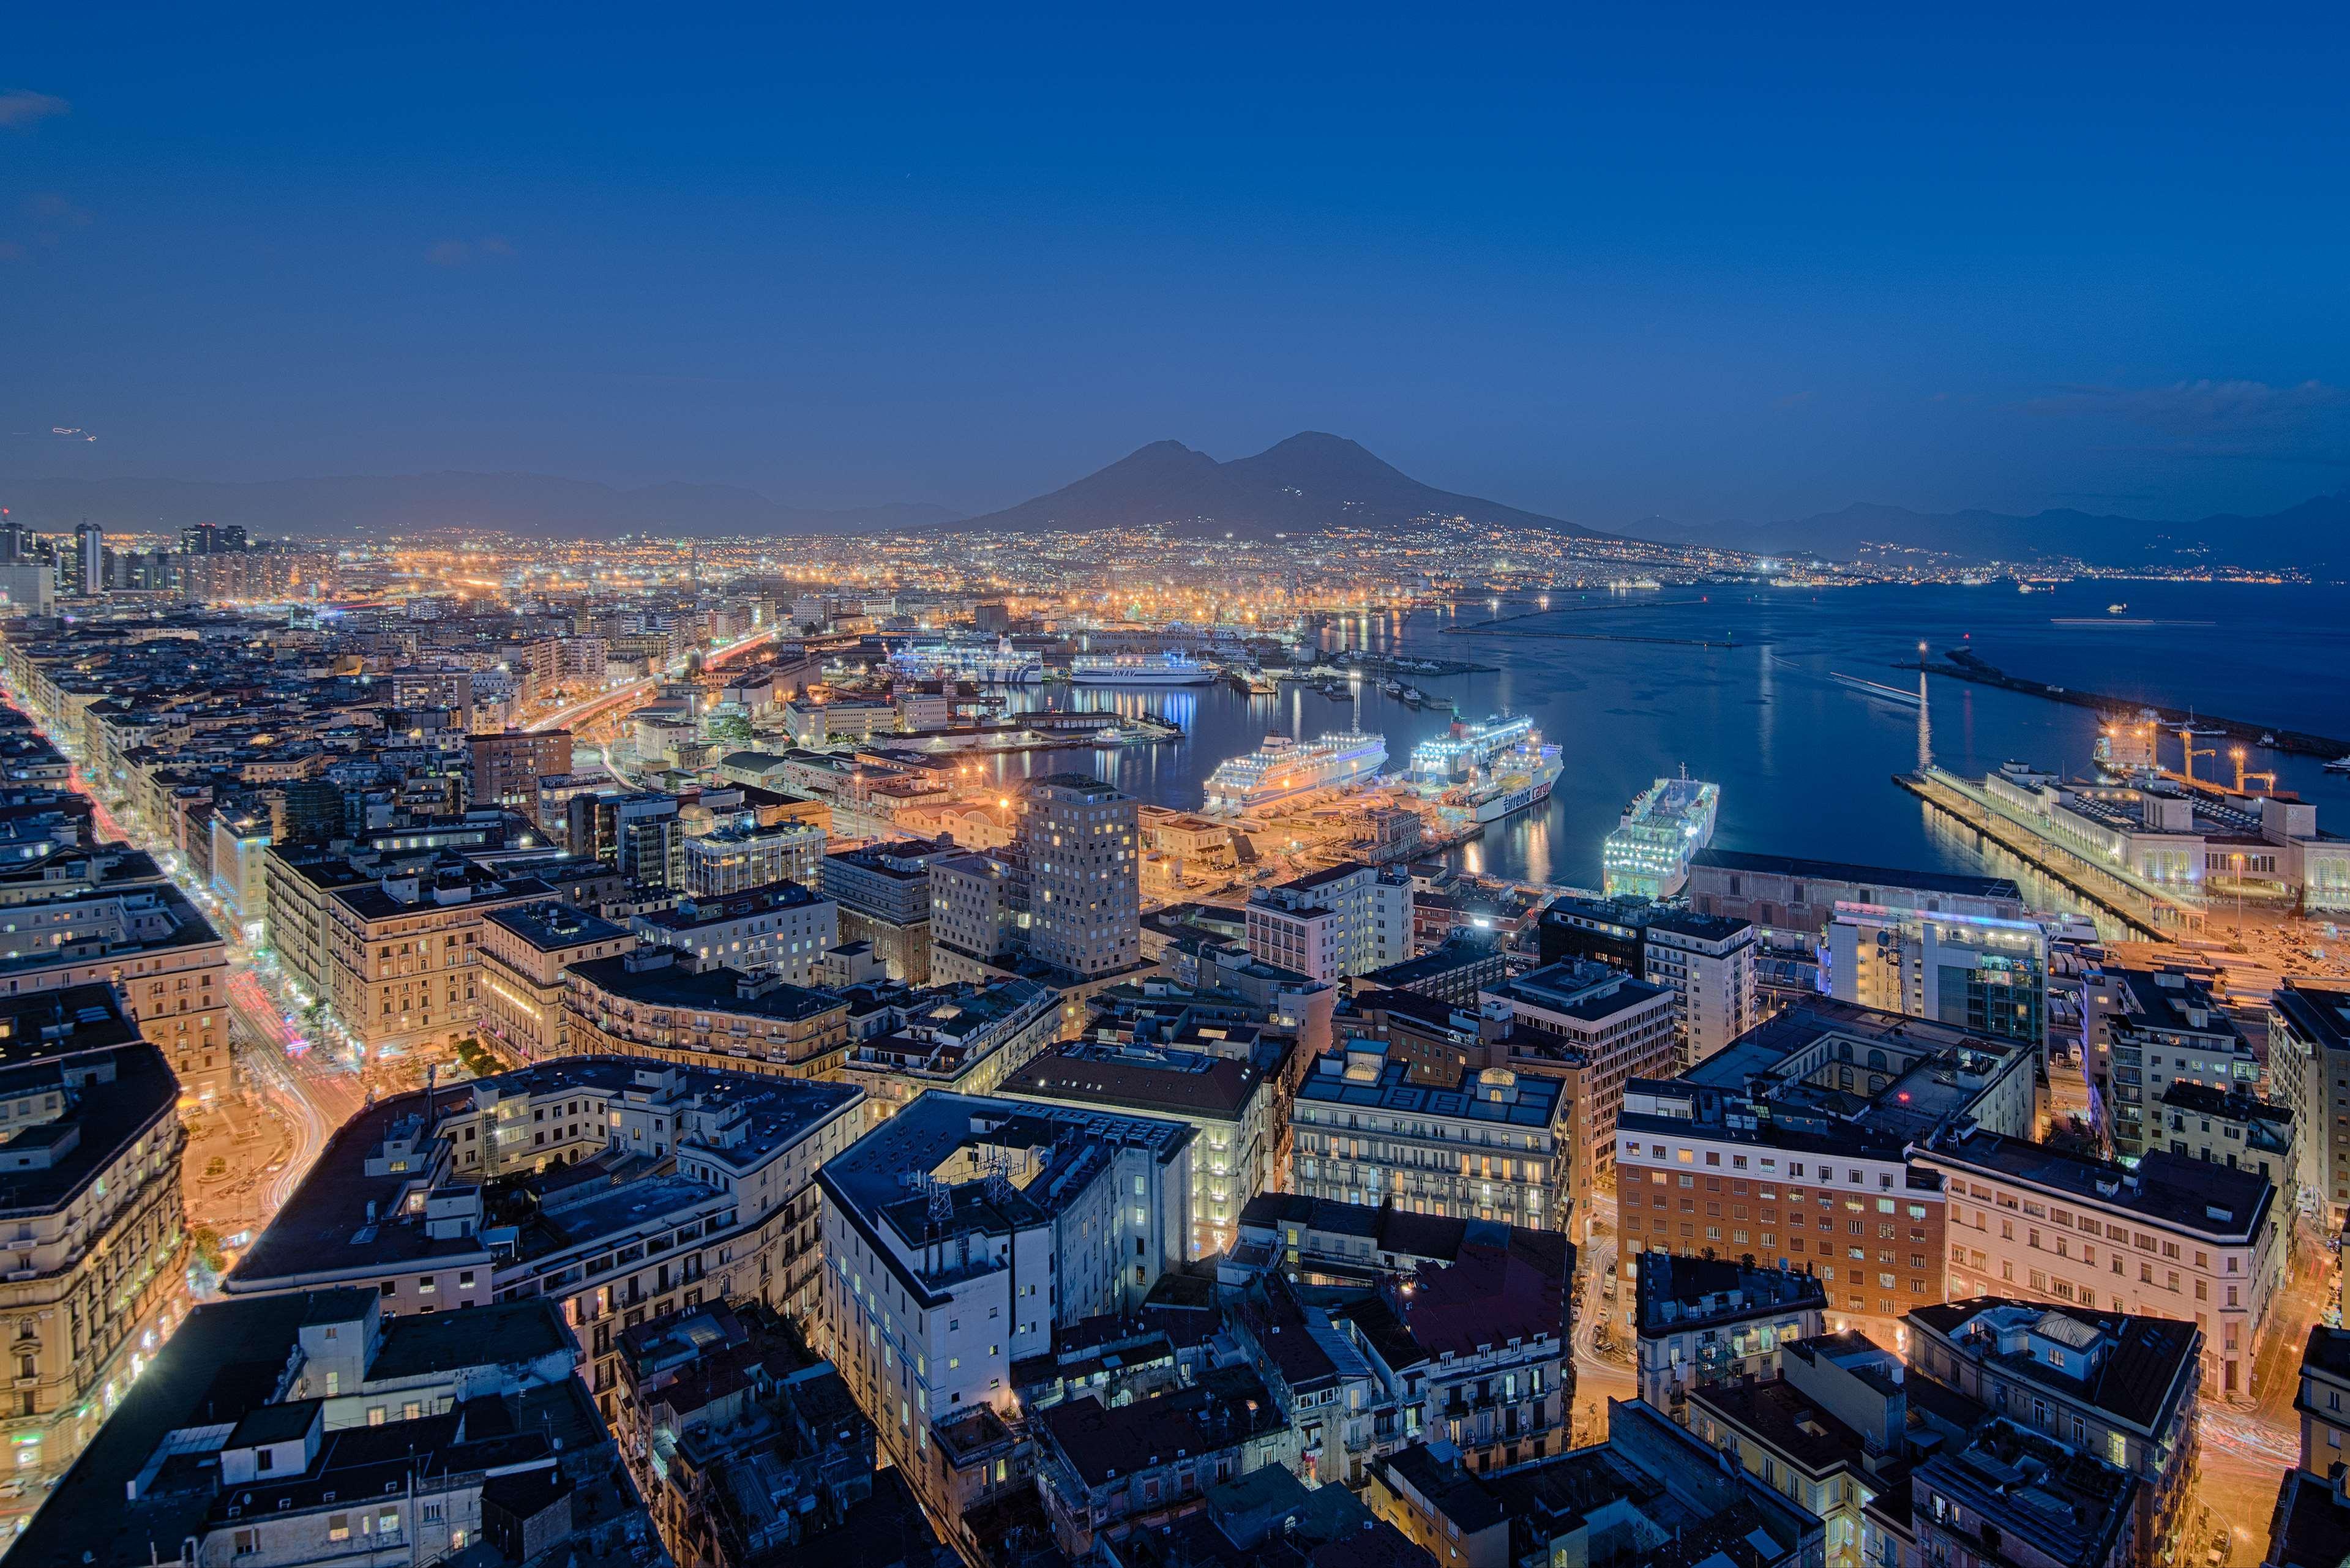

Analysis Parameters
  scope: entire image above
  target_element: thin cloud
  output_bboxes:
[0,90,68,129]
[426,235,517,266]
[2024,378,2346,436]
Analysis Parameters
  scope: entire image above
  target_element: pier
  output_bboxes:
[1442,614,1738,649]
[1907,649,2350,761]
[1892,767,2190,939]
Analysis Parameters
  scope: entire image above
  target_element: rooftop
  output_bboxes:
[485,898,633,952]
[1925,1128,2272,1240]
[1690,848,2023,902]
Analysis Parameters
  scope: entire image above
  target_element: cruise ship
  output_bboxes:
[888,638,1043,684]
[1070,652,1216,685]
[1409,714,1563,824]
[1203,731,1388,815]
[1601,771,1720,898]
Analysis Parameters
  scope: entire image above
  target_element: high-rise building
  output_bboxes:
[1540,897,1758,1067]
[70,522,103,597]
[1824,902,2049,1060]
[1017,772,1139,979]
[468,727,573,808]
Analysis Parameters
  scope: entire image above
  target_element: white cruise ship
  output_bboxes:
[1602,771,1720,898]
[888,638,1042,684]
[1203,731,1388,815]
[1069,652,1216,685]
[1411,715,1561,824]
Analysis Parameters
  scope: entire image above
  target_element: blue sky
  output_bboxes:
[4,4,2346,526]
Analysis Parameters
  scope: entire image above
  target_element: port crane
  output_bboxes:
[2175,725,2215,786]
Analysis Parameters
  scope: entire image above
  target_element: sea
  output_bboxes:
[975,581,2350,900]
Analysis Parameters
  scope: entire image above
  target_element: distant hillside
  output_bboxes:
[945,432,1611,539]
[1639,493,2350,572]
[0,471,959,539]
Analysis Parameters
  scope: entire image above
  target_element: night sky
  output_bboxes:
[6,7,2347,528]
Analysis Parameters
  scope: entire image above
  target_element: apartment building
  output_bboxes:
[1616,1001,2040,1338]
[1244,861,1412,984]
[563,947,852,1080]
[1918,1128,2274,1397]
[2268,980,2350,1225]
[2264,1328,2350,1568]
[1000,1032,1290,1257]
[476,901,637,1063]
[628,880,839,989]
[1019,773,1140,980]
[1907,1299,2200,1568]
[323,863,550,1059]
[468,728,573,808]
[12,1287,634,1568]
[0,991,189,1534]
[682,819,827,897]
[0,879,230,1102]
[836,975,1064,1129]
[1290,1040,1566,1230]
[2084,966,2259,1160]
[821,838,952,984]
[1631,1255,1828,1422]
[1538,897,1757,1066]
[812,1092,1193,1561]
[225,1058,865,1410]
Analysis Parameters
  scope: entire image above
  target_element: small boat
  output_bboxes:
[2259,733,2276,746]
[2328,757,2350,774]
[1401,687,1427,708]
[2107,602,2128,614]
[1380,680,1404,697]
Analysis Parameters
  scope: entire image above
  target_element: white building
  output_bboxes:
[629,881,839,989]
[681,819,827,897]
[1244,860,1413,983]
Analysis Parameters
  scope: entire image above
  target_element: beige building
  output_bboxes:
[563,947,852,1080]
[0,991,189,1536]
[0,881,230,1103]
[476,902,638,1064]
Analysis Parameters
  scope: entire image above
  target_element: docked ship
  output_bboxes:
[1410,715,1562,824]
[1601,771,1720,898]
[1203,731,1388,815]
[1069,651,1216,685]
[888,638,1043,684]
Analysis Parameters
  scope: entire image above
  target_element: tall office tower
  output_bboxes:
[178,521,245,554]
[1824,902,2050,1058]
[467,728,573,808]
[1017,772,1139,977]
[73,522,104,597]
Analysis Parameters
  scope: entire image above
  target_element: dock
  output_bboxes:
[1892,767,2189,939]
[1907,649,2350,761]
[1443,615,1739,649]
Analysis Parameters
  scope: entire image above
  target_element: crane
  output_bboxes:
[2176,725,2215,786]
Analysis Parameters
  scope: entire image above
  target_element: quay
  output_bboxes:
[1908,648,2350,761]
[1892,766,2184,939]
[1443,615,1739,649]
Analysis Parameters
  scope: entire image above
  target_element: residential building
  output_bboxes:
[1632,1254,1828,1422]
[10,1286,636,1568]
[1019,773,1140,980]
[1357,933,1506,1006]
[323,862,548,1059]
[1032,1372,1291,1557]
[1617,1001,2041,1342]
[468,728,572,808]
[2084,966,2259,1160]
[1230,1192,1565,1294]
[2264,1328,2350,1568]
[2267,980,2349,1225]
[1907,1299,2199,1568]
[2155,1080,2295,1201]
[564,947,852,1079]
[1909,1419,2139,1568]
[683,819,828,897]
[1539,897,1759,1066]
[1919,1128,2275,1397]
[1244,862,1413,984]
[1000,1031,1292,1256]
[822,838,953,984]
[476,901,637,1063]
[629,880,840,990]
[812,1092,1194,1561]
[225,1056,865,1406]
[837,975,1063,1127]
[0,991,188,1533]
[1290,1040,1566,1230]
[1365,1400,1822,1568]
[1824,903,2049,1061]
[1483,960,1678,1223]
[1686,1331,1909,1568]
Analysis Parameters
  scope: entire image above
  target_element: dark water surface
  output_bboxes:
[975,582,2350,895]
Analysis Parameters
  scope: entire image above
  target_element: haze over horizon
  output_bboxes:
[6,9,2349,530]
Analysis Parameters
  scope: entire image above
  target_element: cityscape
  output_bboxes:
[6,15,2350,1568]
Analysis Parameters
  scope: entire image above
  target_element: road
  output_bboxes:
[1571,1189,1634,1441]
[525,626,780,736]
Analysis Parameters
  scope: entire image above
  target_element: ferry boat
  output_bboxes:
[1410,714,1562,824]
[1069,652,1216,685]
[888,638,1042,684]
[1203,731,1388,815]
[1602,771,1720,898]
